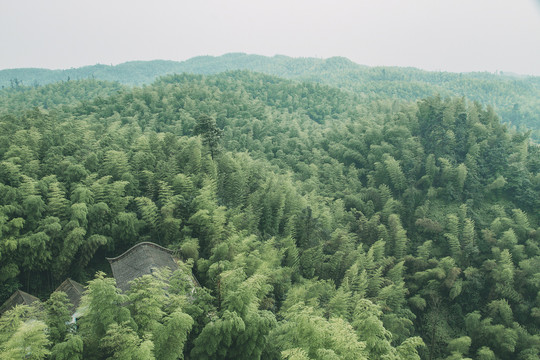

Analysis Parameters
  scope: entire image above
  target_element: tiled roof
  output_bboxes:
[106,242,180,292]
[54,278,85,313]
[0,290,40,314]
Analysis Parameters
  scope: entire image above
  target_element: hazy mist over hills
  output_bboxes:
[1,53,536,87]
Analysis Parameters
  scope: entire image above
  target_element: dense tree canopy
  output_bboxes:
[0,69,538,359]
[2,53,539,141]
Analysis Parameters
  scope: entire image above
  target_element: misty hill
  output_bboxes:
[2,53,539,141]
[2,53,537,88]
[0,79,126,114]
[0,54,360,87]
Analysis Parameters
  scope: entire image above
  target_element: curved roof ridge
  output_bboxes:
[106,241,175,263]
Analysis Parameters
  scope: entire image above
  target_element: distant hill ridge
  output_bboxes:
[1,53,536,87]
[1,53,540,141]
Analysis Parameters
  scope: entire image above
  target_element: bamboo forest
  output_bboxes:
[0,55,539,359]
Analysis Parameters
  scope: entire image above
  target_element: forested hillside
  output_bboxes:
[2,53,539,141]
[0,72,539,359]
[0,79,125,114]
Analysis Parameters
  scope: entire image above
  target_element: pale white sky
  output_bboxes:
[2,0,540,74]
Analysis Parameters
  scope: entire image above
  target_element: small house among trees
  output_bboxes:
[106,242,187,292]
[54,278,85,314]
[0,290,40,315]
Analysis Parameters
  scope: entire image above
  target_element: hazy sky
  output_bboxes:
[2,0,540,74]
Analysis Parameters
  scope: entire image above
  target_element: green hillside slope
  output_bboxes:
[0,71,539,358]
[2,53,539,141]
